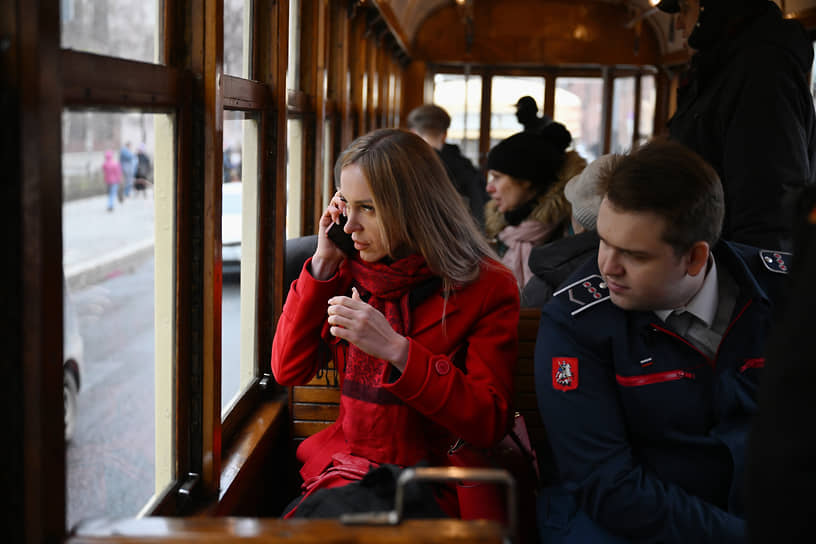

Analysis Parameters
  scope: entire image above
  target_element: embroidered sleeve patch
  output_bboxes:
[553,274,610,316]
[759,250,792,274]
[552,357,579,391]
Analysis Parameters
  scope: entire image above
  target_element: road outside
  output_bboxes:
[64,195,242,529]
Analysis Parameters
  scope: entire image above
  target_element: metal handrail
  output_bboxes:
[340,466,517,544]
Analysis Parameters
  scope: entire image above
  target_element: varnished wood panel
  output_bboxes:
[413,0,661,66]
[69,518,506,544]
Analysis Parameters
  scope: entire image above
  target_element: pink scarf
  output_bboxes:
[498,219,557,289]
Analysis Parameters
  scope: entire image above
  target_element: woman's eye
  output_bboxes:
[361,204,374,212]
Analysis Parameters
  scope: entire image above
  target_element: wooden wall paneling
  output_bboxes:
[600,67,613,155]
[366,37,377,132]
[298,0,318,235]
[330,2,352,150]
[399,60,426,128]
[543,72,555,121]
[478,73,492,170]
[2,0,65,541]
[653,69,671,138]
[350,15,366,138]
[632,72,642,148]
[191,0,225,497]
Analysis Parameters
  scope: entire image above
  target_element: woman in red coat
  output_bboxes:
[272,128,520,518]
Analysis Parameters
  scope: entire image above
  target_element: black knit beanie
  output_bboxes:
[486,122,572,193]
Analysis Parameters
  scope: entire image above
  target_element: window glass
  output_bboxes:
[611,76,636,154]
[490,76,545,146]
[556,77,603,162]
[222,111,260,415]
[286,118,304,239]
[63,111,175,528]
[61,0,160,64]
[811,42,816,111]
[432,73,483,165]
[224,0,251,78]
[638,75,656,146]
[286,0,302,90]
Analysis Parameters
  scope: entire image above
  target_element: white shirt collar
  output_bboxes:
[655,256,719,328]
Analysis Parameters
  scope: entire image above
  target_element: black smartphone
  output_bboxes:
[326,213,356,255]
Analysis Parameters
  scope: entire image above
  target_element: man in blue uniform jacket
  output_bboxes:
[534,140,789,543]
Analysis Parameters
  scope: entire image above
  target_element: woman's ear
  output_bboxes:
[685,241,710,277]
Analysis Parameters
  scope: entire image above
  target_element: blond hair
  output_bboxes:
[335,129,496,290]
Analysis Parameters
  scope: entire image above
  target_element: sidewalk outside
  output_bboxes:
[63,194,155,291]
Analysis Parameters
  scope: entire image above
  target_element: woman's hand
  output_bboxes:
[327,288,410,371]
[311,192,347,280]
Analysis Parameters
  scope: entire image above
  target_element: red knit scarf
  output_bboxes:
[343,254,436,403]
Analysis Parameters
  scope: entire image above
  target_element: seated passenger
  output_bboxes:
[271,128,520,519]
[521,154,619,308]
[406,104,488,229]
[485,123,586,290]
[534,140,789,543]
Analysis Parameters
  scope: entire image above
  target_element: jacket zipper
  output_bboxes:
[616,369,696,387]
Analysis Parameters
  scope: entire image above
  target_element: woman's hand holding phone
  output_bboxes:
[311,192,350,280]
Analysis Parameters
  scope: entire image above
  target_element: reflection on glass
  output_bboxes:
[221,111,260,415]
[224,0,250,78]
[286,0,302,90]
[61,0,160,64]
[556,77,603,162]
[63,111,175,528]
[433,73,483,165]
[490,76,545,145]
[286,118,304,239]
[612,77,636,154]
[639,76,656,146]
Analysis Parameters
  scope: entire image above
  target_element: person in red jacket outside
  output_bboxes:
[272,128,520,519]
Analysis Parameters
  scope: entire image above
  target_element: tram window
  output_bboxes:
[433,73,483,165]
[60,0,160,64]
[221,111,260,416]
[556,77,603,162]
[811,42,816,110]
[224,0,252,78]
[287,0,302,91]
[611,76,636,153]
[490,75,545,145]
[62,111,176,528]
[639,75,657,146]
[286,118,305,239]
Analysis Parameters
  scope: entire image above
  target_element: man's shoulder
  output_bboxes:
[542,258,618,324]
[717,241,791,302]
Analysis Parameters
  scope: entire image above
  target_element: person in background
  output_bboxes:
[515,96,551,135]
[134,143,153,197]
[272,128,519,520]
[521,154,619,308]
[534,140,788,543]
[745,185,816,543]
[119,141,137,199]
[485,122,586,290]
[406,104,488,229]
[659,0,816,250]
[102,150,123,212]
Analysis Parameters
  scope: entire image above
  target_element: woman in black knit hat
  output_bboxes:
[484,121,586,290]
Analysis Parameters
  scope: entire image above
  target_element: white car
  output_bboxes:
[63,277,84,442]
[222,182,243,275]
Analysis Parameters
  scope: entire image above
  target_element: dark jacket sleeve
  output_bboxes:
[535,309,745,543]
[722,49,815,249]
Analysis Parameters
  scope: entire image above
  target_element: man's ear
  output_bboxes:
[686,241,710,277]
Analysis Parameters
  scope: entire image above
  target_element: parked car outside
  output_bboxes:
[64,276,84,442]
[222,181,243,276]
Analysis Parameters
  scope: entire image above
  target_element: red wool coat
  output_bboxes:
[271,257,520,488]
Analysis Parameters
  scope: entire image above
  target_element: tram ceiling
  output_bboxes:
[370,0,686,66]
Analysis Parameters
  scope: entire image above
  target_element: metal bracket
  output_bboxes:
[176,472,200,512]
[340,466,517,544]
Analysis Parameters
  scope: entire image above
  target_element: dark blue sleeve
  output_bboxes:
[534,308,746,543]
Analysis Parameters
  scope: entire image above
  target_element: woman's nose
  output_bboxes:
[344,212,360,234]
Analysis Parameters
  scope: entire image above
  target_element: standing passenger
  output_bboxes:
[271,129,519,519]
[660,0,816,250]
[119,141,137,199]
[534,140,788,543]
[406,104,488,229]
[485,123,586,290]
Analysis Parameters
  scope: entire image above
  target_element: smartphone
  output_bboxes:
[326,213,356,255]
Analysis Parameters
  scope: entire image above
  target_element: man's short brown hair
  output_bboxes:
[406,104,451,136]
[601,139,724,254]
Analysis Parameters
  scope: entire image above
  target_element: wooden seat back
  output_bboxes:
[289,309,550,474]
